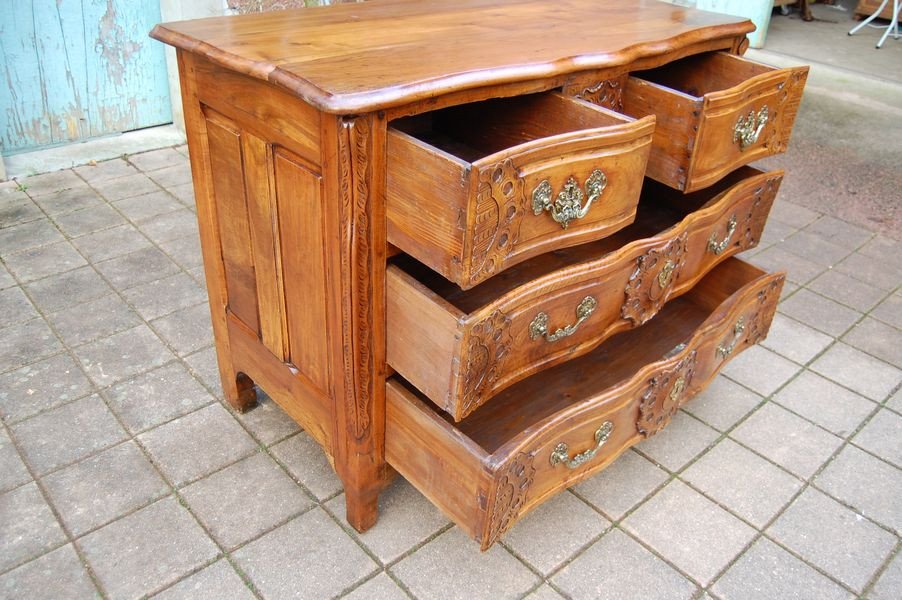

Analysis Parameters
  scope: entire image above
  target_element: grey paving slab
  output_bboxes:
[870,551,902,600]
[852,408,902,468]
[523,584,567,600]
[182,452,313,550]
[79,497,219,600]
[712,537,853,600]
[804,215,874,251]
[129,148,187,172]
[391,527,538,600]
[0,483,66,572]
[779,230,852,267]
[731,402,843,479]
[123,272,207,321]
[635,411,719,471]
[138,403,257,487]
[768,200,821,230]
[721,345,801,396]
[758,216,796,247]
[504,491,608,576]
[835,252,902,291]
[271,431,343,500]
[552,528,696,600]
[138,209,198,245]
[19,170,86,196]
[0,286,38,329]
[779,289,861,337]
[842,317,902,369]
[233,391,300,446]
[0,195,43,229]
[0,429,30,494]
[75,325,175,387]
[184,346,223,397]
[681,374,763,432]
[150,302,213,356]
[53,204,125,238]
[71,223,152,263]
[0,544,97,600]
[47,293,142,347]
[622,480,756,586]
[815,445,902,534]
[682,438,802,529]
[0,265,14,290]
[4,241,88,283]
[105,362,214,434]
[0,319,62,374]
[24,265,111,313]
[95,246,181,291]
[0,353,93,423]
[748,245,825,285]
[811,342,902,401]
[234,508,378,600]
[159,234,203,269]
[573,449,669,520]
[113,190,182,222]
[870,292,902,330]
[147,164,193,189]
[31,186,104,216]
[0,219,63,257]
[889,387,902,414]
[773,370,876,438]
[152,560,255,600]
[344,573,410,600]
[768,487,896,593]
[74,158,139,184]
[42,441,169,537]
[326,477,450,565]
[90,173,160,202]
[167,182,195,207]
[808,270,887,313]
[11,394,127,475]
[858,235,902,262]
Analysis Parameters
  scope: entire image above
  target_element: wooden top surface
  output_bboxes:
[151,0,752,114]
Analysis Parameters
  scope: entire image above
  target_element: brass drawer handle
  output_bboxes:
[532,169,607,229]
[716,316,746,359]
[529,296,597,343]
[707,215,738,255]
[733,105,769,151]
[550,421,614,469]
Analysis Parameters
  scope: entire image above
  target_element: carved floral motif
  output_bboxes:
[460,310,513,417]
[485,452,535,548]
[622,232,689,326]
[468,159,525,286]
[579,77,626,112]
[637,351,697,438]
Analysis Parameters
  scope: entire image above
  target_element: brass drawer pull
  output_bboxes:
[532,169,607,229]
[550,421,614,469]
[733,105,769,151]
[716,316,746,359]
[529,296,597,343]
[707,215,738,255]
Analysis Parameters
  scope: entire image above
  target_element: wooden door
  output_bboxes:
[0,0,171,155]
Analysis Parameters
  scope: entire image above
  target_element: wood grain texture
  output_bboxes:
[386,258,785,548]
[150,0,752,114]
[387,167,782,421]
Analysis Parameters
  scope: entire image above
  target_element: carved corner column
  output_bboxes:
[323,112,391,532]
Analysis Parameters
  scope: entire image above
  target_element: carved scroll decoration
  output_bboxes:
[339,117,374,439]
[578,77,626,112]
[743,276,785,351]
[622,232,689,326]
[460,310,513,418]
[468,159,525,286]
[637,351,698,438]
[485,452,535,548]
[740,176,781,250]
[769,69,808,154]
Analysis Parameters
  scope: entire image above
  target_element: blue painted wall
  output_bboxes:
[0,0,171,155]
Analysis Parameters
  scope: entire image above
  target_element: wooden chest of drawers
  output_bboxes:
[152,0,807,550]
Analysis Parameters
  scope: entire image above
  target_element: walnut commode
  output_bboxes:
[152,0,807,550]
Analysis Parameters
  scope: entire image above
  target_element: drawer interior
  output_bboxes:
[394,257,767,454]
[390,165,762,314]
[391,91,631,162]
[631,51,774,98]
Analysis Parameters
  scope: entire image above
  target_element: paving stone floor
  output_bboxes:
[0,146,900,600]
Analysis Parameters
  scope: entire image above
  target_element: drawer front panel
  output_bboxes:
[387,169,783,421]
[386,92,654,290]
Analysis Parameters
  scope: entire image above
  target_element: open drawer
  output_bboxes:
[387,166,782,421]
[387,91,655,289]
[620,51,807,193]
[386,257,784,549]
